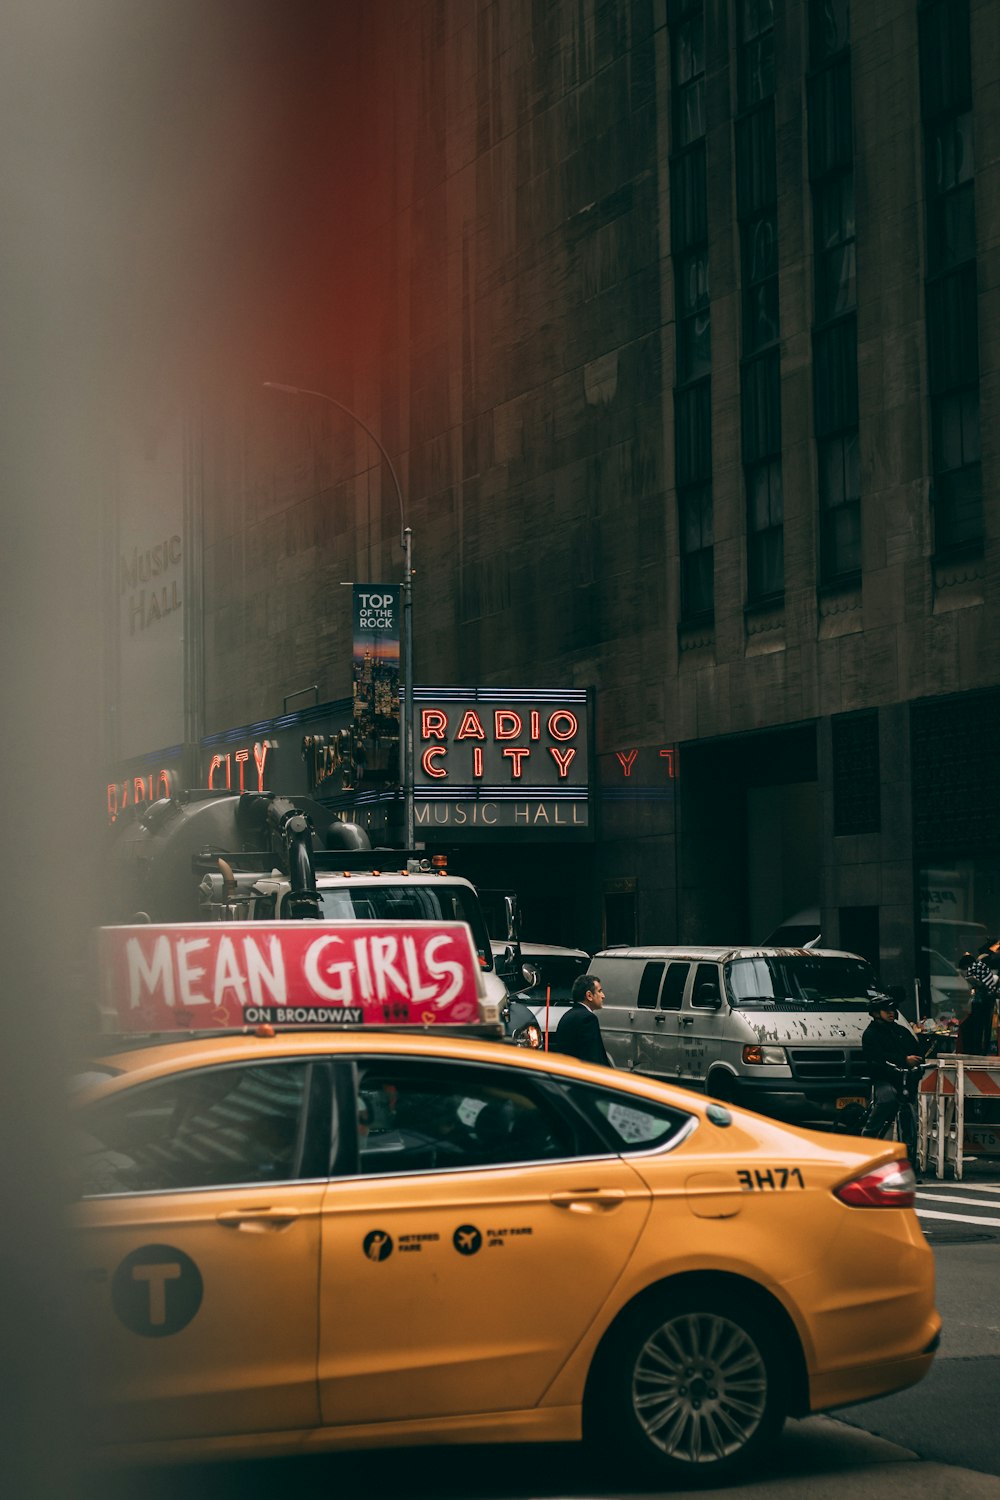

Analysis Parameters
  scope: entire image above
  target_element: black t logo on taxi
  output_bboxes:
[453,1225,482,1256]
[112,1244,203,1338]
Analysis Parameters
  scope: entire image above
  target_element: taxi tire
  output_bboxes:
[589,1289,786,1487]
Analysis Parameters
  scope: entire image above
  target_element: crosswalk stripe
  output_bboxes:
[916,1208,1000,1227]
[916,1192,1000,1209]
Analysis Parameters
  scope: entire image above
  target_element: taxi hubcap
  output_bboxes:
[631,1311,768,1463]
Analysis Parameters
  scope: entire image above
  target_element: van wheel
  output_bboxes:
[587,1290,786,1486]
[706,1070,735,1102]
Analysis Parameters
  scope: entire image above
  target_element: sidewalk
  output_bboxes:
[678,1417,1000,1500]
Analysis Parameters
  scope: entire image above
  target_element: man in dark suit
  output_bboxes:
[551,974,611,1065]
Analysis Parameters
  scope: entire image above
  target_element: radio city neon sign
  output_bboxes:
[614,748,676,777]
[107,769,178,823]
[419,708,580,781]
[207,741,275,793]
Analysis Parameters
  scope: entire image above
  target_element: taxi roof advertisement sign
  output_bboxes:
[99,922,487,1032]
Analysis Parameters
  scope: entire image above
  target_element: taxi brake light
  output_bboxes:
[834,1160,916,1208]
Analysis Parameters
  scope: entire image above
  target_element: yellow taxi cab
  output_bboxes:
[71,1016,939,1487]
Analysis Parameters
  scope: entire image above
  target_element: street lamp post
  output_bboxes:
[263,381,415,849]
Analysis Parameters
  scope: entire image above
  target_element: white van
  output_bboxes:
[592,945,899,1127]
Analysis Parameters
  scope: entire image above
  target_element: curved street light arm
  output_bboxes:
[262,381,406,549]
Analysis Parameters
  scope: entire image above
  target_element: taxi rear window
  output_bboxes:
[562,1082,694,1153]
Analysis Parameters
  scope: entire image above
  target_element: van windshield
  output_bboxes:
[725,955,879,1009]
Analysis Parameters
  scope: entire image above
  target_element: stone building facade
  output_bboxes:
[113,0,1000,1011]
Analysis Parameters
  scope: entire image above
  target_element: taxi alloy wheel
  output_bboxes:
[595,1292,786,1484]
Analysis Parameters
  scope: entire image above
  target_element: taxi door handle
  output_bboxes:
[216,1208,301,1231]
[549,1189,626,1213]
[679,1016,694,1025]
[655,1014,666,1024]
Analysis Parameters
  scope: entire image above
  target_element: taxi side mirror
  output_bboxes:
[695,983,722,1009]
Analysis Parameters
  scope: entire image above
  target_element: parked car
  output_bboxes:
[71,1026,938,1485]
[490,938,591,1044]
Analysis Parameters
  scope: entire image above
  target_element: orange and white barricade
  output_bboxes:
[919,1057,1000,1180]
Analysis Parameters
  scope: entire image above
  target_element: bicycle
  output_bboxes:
[861,1061,935,1168]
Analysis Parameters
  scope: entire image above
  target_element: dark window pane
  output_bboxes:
[681,543,714,620]
[735,105,776,217]
[354,1061,580,1173]
[564,1082,693,1152]
[927,265,979,393]
[637,962,665,1009]
[679,310,712,382]
[933,462,982,552]
[928,173,976,272]
[814,316,858,437]
[670,145,707,254]
[919,0,972,121]
[662,963,690,1009]
[817,170,855,249]
[810,0,850,65]
[933,390,981,471]
[748,518,784,601]
[672,11,706,147]
[680,480,713,550]
[675,380,712,485]
[677,251,711,382]
[819,429,861,583]
[75,1063,311,1196]
[808,56,853,180]
[929,113,975,193]
[741,350,781,462]
[819,240,856,320]
[747,454,783,603]
[744,275,780,351]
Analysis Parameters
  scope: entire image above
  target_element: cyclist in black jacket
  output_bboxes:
[861,994,923,1139]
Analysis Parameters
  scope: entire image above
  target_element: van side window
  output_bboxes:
[692,962,721,1008]
[660,963,690,1010]
[636,962,665,1010]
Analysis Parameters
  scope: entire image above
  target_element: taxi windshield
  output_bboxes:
[725,955,878,1009]
[316,883,493,968]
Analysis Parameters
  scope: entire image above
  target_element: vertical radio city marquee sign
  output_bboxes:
[414,688,590,831]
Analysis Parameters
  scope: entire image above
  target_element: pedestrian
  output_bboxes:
[860,994,923,1139]
[550,973,612,1065]
[956,940,1000,1055]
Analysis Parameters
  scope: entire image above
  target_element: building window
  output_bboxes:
[814,319,858,427]
[746,461,783,602]
[809,0,850,65]
[671,0,713,627]
[735,104,776,219]
[738,0,775,110]
[671,0,705,150]
[817,431,860,581]
[677,250,711,382]
[919,0,982,558]
[676,380,713,622]
[742,212,779,353]
[736,90,782,607]
[742,350,783,604]
[671,144,707,253]
[809,11,858,590]
[813,172,856,323]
